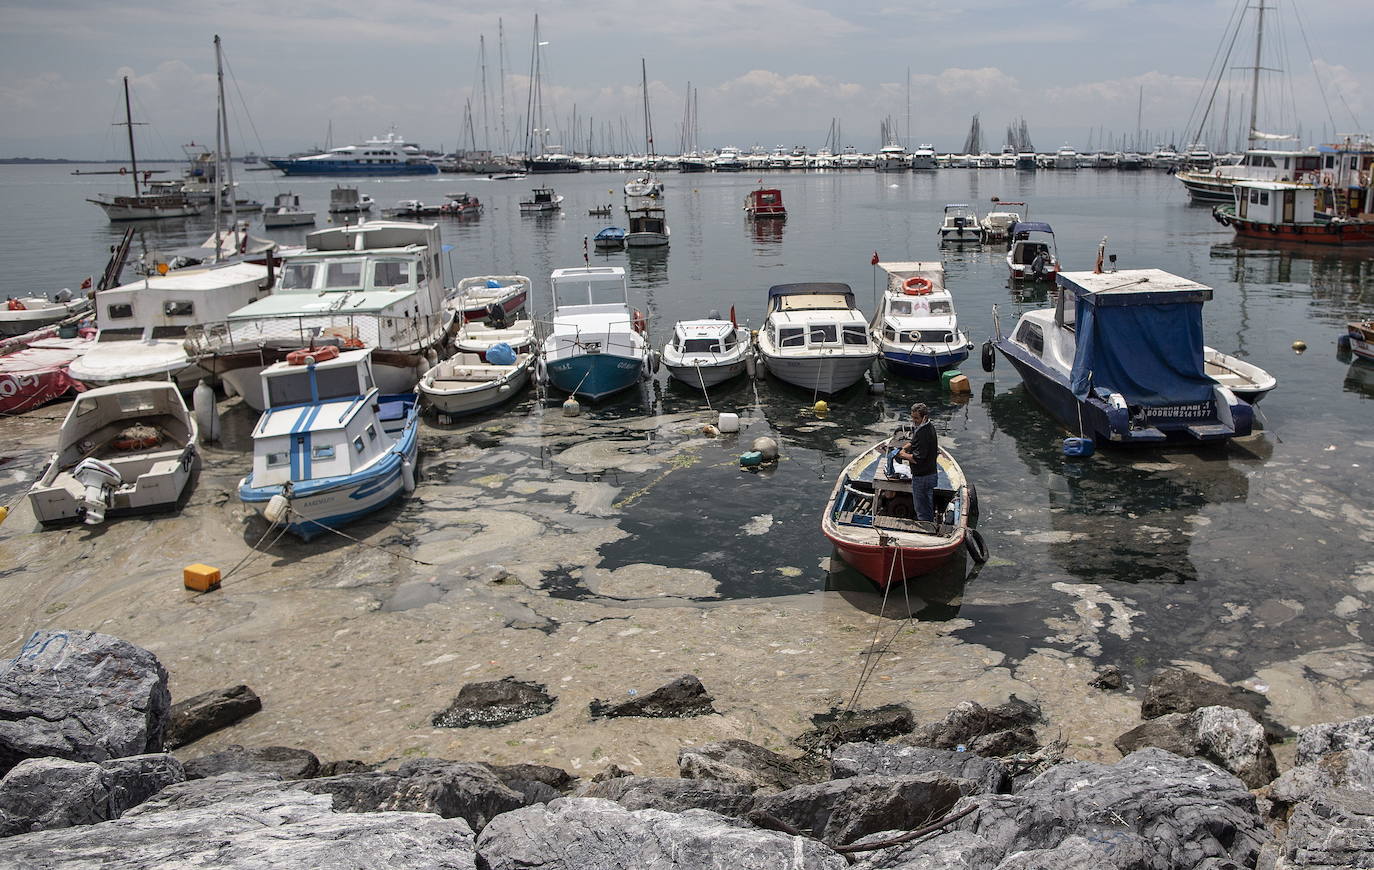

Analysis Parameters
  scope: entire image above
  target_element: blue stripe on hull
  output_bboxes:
[883,349,969,380]
[547,354,643,400]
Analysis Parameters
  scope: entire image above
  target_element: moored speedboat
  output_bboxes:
[756,282,878,394]
[743,187,786,220]
[662,316,753,389]
[979,202,1024,244]
[1006,222,1060,282]
[442,192,483,217]
[261,192,316,228]
[238,347,419,541]
[938,204,980,243]
[593,227,627,249]
[0,291,90,337]
[28,382,199,526]
[822,437,977,588]
[870,262,971,380]
[419,345,533,417]
[445,275,531,324]
[519,188,563,212]
[1344,321,1374,362]
[540,266,651,401]
[989,268,1255,445]
[453,315,536,360]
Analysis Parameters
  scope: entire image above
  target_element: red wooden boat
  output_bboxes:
[821,436,980,589]
[1213,179,1374,246]
[743,187,786,220]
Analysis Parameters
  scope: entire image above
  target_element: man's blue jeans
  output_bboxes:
[911,472,938,522]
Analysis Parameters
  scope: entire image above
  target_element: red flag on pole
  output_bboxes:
[871,251,880,266]
[80,276,93,290]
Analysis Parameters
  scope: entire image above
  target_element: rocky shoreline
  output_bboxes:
[1,629,1369,868]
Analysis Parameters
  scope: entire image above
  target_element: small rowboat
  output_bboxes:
[1203,347,1277,404]
[821,436,982,588]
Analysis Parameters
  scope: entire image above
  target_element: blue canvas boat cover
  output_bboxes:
[1010,221,1053,234]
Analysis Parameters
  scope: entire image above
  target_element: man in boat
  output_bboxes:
[897,403,938,523]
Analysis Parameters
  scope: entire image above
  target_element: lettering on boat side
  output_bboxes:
[1145,402,1213,420]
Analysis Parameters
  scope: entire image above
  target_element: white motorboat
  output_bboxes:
[871,262,971,381]
[185,220,453,411]
[445,275,532,325]
[713,146,744,171]
[626,207,670,247]
[757,282,878,394]
[624,173,664,198]
[1054,145,1080,170]
[328,185,374,213]
[268,131,439,176]
[238,346,419,540]
[911,144,938,170]
[262,192,316,228]
[979,203,1024,244]
[28,382,198,525]
[419,346,534,416]
[519,188,563,212]
[68,262,271,391]
[662,317,754,389]
[938,204,981,243]
[0,291,91,337]
[875,144,911,172]
[1006,222,1060,282]
[454,316,536,358]
[1203,347,1277,404]
[540,266,651,401]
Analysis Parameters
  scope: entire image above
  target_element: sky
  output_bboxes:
[1,0,1369,159]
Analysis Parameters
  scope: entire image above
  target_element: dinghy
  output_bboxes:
[419,343,533,416]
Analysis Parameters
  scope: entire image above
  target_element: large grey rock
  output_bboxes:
[166,685,262,749]
[482,762,574,805]
[431,677,554,728]
[831,742,1010,794]
[1116,706,1277,789]
[794,705,915,755]
[0,630,171,775]
[989,832,1161,869]
[0,753,184,838]
[101,754,186,816]
[752,773,969,846]
[0,776,478,868]
[1295,714,1374,766]
[589,674,717,719]
[678,739,811,793]
[1265,787,1374,869]
[475,796,847,869]
[1266,749,1374,818]
[849,830,1003,869]
[182,744,320,780]
[897,698,1041,757]
[933,748,1268,868]
[295,758,524,832]
[577,775,755,816]
[1141,668,1289,741]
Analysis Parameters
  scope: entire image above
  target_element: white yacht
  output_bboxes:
[185,220,452,411]
[268,132,439,176]
[1054,145,1079,170]
[875,144,911,172]
[911,144,938,170]
[870,262,971,381]
[713,147,744,171]
[757,283,878,394]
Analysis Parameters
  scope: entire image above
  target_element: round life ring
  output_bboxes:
[111,425,161,451]
[1213,168,1222,178]
[6,299,26,311]
[119,167,127,176]
[632,309,647,333]
[286,345,341,366]
[903,276,933,295]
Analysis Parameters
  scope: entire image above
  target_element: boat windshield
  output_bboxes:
[683,338,721,353]
[557,281,625,307]
[373,260,410,288]
[325,261,363,290]
[279,264,318,290]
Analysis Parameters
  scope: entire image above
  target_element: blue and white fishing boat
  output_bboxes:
[238,345,419,540]
[988,268,1254,445]
[871,262,972,380]
[539,266,650,401]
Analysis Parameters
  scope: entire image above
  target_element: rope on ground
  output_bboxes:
[218,516,293,583]
[290,508,433,566]
[843,523,916,714]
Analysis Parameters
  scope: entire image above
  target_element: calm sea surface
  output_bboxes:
[2,163,1372,682]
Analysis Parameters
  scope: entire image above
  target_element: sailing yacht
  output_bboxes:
[88,78,204,221]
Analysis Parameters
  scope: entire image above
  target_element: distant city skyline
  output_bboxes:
[1,0,1369,159]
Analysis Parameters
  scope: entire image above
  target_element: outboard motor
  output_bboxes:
[72,457,122,525]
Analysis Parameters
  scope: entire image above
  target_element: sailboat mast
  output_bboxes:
[213,37,225,260]
[479,35,491,152]
[498,19,509,154]
[1247,0,1266,145]
[216,35,239,239]
[122,77,139,197]
[641,58,654,158]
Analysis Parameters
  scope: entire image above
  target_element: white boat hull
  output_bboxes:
[760,351,875,394]
[665,359,747,389]
[418,355,533,415]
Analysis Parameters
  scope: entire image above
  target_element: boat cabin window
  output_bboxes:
[117,393,158,414]
[373,260,409,288]
[928,300,952,315]
[266,451,288,468]
[883,327,897,341]
[107,303,134,319]
[1249,189,1269,205]
[312,445,336,460]
[315,366,363,400]
[267,372,313,407]
[366,424,377,441]
[416,258,428,286]
[683,338,721,353]
[808,324,838,344]
[163,301,194,317]
[904,329,953,343]
[98,327,143,342]
[842,325,869,346]
[325,261,363,289]
[280,263,317,290]
[354,437,365,453]
[723,332,738,350]
[1054,291,1076,331]
[1016,321,1045,356]
[888,300,913,315]
[779,327,805,348]
[151,326,186,339]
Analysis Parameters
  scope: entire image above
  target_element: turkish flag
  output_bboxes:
[80,276,93,290]
[871,251,879,265]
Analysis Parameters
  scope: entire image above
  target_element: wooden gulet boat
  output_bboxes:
[822,437,982,588]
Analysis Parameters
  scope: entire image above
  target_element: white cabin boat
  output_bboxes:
[911,144,938,170]
[938,204,981,243]
[713,147,744,171]
[328,185,374,214]
[626,207,670,247]
[28,382,198,525]
[519,188,563,212]
[262,192,317,228]
[445,275,531,325]
[1054,145,1079,170]
[185,220,452,411]
[875,145,911,172]
[757,283,878,394]
[540,266,650,401]
[1006,222,1060,282]
[870,262,971,381]
[0,291,90,337]
[662,318,753,389]
[980,204,1024,244]
[68,262,270,390]
[238,346,419,540]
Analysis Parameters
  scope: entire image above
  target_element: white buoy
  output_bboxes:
[562,396,582,416]
[745,353,758,379]
[265,494,291,524]
[401,457,416,493]
[718,412,740,433]
[192,380,220,443]
[752,436,779,461]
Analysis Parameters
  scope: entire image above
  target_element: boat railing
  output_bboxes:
[186,310,449,355]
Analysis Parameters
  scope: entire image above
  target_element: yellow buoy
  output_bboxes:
[813,400,829,414]
[1292,340,1307,353]
[0,505,8,526]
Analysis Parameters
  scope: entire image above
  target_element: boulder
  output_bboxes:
[317,759,374,777]
[678,739,811,793]
[100,754,186,817]
[0,630,171,775]
[1265,749,1374,819]
[897,698,1042,756]
[295,759,524,833]
[183,745,320,781]
[1115,706,1277,789]
[932,747,1268,868]
[751,773,970,846]
[848,829,1003,869]
[0,753,184,838]
[576,775,755,816]
[1295,713,1374,766]
[165,685,262,749]
[1090,665,1124,690]
[0,776,478,868]
[984,832,1161,869]
[431,677,554,728]
[831,743,1010,794]
[589,674,716,719]
[483,762,574,805]
[1140,668,1289,742]
[1264,787,1374,869]
[475,797,848,869]
[793,705,916,755]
